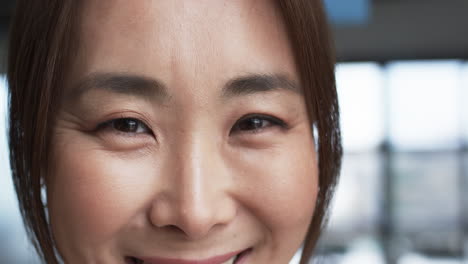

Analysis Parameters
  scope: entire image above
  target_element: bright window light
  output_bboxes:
[387,60,462,151]
[462,62,468,144]
[336,62,385,152]
[0,75,13,211]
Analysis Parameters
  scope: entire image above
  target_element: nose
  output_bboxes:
[148,131,237,240]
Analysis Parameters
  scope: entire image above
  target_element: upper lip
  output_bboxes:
[136,249,245,264]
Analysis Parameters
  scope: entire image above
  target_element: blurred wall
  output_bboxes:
[0,30,7,74]
[333,0,468,61]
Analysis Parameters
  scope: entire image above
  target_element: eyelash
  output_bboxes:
[95,117,152,137]
[95,114,288,137]
[231,114,288,135]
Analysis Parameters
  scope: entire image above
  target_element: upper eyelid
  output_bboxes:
[236,114,287,126]
[229,114,289,136]
[95,110,152,127]
[95,117,151,133]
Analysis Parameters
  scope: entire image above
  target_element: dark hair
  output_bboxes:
[7,1,341,263]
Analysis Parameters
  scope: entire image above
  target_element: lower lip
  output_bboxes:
[126,248,253,264]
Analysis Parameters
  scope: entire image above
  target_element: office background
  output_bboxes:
[1,0,467,263]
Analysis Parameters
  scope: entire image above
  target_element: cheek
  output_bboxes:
[47,141,153,249]
[46,127,318,261]
[232,134,318,246]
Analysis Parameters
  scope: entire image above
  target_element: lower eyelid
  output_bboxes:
[95,127,155,147]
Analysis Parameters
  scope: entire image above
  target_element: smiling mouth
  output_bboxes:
[126,248,252,264]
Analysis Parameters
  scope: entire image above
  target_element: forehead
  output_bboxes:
[71,0,298,96]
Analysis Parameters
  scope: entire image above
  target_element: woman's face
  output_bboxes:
[47,0,318,263]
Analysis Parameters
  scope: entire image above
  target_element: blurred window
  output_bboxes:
[462,62,468,143]
[386,60,461,151]
[327,152,382,237]
[323,60,467,264]
[336,62,385,152]
[393,152,461,253]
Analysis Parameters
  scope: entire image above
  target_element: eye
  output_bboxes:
[97,117,152,135]
[231,114,287,134]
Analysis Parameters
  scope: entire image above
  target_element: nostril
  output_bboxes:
[166,224,183,232]
[159,224,188,236]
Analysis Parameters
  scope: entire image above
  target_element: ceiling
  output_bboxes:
[332,0,468,61]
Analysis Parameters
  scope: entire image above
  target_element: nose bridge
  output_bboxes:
[177,129,214,210]
[150,125,235,239]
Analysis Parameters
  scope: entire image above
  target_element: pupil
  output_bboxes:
[115,119,137,132]
[240,118,263,130]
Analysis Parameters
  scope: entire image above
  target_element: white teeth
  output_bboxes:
[221,255,237,264]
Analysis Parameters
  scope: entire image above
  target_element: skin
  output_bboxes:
[46,0,319,263]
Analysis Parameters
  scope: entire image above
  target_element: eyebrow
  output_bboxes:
[67,72,301,103]
[68,72,169,104]
[222,73,301,98]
